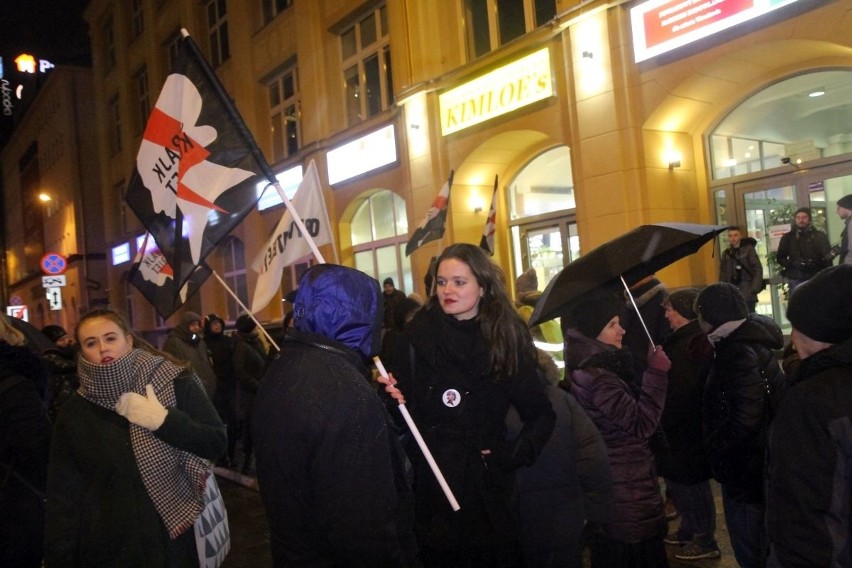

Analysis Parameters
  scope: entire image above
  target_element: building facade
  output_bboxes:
[0,65,107,333]
[65,0,852,342]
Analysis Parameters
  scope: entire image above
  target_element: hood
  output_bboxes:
[725,313,784,350]
[563,327,616,370]
[740,236,758,248]
[293,264,383,358]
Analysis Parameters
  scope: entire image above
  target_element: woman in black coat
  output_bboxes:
[382,244,555,568]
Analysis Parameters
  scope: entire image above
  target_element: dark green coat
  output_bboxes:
[45,372,226,567]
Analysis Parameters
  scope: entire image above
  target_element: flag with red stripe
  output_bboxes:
[405,171,454,256]
[479,175,498,256]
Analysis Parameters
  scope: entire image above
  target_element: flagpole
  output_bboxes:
[270,181,326,263]
[372,356,461,512]
[212,270,281,352]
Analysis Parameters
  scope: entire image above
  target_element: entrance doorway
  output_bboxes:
[715,162,852,332]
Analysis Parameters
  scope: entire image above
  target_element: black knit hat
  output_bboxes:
[235,314,257,334]
[695,283,748,329]
[565,292,623,339]
[787,264,852,343]
[794,207,812,220]
[838,194,852,210]
[383,277,394,287]
[666,288,700,320]
[41,324,68,343]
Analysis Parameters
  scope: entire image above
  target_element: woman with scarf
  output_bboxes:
[563,291,671,567]
[45,308,226,567]
[380,243,556,567]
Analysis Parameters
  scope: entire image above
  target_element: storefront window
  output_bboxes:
[710,70,852,180]
[508,146,575,219]
[350,190,413,294]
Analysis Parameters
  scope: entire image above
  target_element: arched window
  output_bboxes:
[350,190,412,293]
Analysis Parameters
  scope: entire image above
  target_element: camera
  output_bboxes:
[731,264,743,285]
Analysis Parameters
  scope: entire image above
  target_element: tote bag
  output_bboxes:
[194,472,230,568]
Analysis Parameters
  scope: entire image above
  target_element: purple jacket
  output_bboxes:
[565,328,668,543]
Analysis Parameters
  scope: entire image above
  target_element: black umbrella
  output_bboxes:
[9,316,56,353]
[529,222,727,329]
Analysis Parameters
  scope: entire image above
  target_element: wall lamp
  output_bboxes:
[663,150,682,170]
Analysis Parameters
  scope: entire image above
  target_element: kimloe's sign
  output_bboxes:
[439,48,553,136]
[631,0,802,63]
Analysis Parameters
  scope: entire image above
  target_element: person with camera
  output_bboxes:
[776,207,833,295]
[720,226,764,312]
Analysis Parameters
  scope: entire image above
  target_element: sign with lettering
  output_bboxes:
[439,48,553,136]
[631,0,802,63]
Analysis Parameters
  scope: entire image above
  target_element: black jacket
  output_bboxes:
[767,337,852,568]
[702,315,787,503]
[776,224,832,280]
[390,306,555,550]
[656,320,713,483]
[719,237,764,302]
[253,330,417,567]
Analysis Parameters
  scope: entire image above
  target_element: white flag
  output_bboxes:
[250,161,332,312]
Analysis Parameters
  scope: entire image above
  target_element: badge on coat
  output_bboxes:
[443,389,461,407]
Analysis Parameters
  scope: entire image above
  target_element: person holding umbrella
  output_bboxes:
[562,291,671,567]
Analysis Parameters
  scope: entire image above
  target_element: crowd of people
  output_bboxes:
[1,201,851,567]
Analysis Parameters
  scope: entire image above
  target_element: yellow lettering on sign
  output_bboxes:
[439,48,554,136]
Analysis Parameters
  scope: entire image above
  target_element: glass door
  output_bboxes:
[511,219,578,290]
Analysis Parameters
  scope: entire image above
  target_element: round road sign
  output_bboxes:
[41,253,68,275]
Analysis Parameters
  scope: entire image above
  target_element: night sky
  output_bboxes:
[0,0,91,66]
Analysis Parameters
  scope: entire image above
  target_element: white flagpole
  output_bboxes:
[270,180,326,263]
[373,356,461,512]
[212,270,280,352]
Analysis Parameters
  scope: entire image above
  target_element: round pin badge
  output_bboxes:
[443,389,461,407]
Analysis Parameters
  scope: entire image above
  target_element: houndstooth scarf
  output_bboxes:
[77,348,210,538]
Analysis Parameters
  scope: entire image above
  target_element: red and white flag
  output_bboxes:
[250,161,332,313]
[479,175,498,256]
[125,31,274,295]
[405,171,453,257]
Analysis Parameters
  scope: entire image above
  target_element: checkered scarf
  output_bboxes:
[77,348,210,538]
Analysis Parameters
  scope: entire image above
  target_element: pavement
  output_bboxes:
[216,467,739,568]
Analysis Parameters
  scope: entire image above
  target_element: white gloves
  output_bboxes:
[116,384,168,431]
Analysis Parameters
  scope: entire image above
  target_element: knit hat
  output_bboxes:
[787,264,852,343]
[235,314,257,334]
[565,291,623,339]
[694,283,748,329]
[666,288,700,320]
[383,277,394,287]
[515,268,538,296]
[41,324,68,343]
[794,207,812,220]
[179,311,201,329]
[837,194,852,210]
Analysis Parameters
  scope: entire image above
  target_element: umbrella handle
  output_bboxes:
[621,276,655,350]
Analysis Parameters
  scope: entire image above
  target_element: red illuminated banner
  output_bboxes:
[631,0,801,62]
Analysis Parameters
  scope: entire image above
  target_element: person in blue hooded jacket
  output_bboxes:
[252,264,417,567]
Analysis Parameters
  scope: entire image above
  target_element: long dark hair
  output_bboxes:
[430,244,535,380]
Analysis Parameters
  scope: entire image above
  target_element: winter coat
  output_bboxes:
[232,332,267,420]
[253,329,417,567]
[0,361,51,567]
[776,224,832,280]
[720,237,764,303]
[702,314,786,504]
[506,381,612,568]
[655,320,713,483]
[564,328,668,544]
[0,342,50,402]
[45,370,226,568]
[162,328,217,399]
[766,337,852,568]
[390,305,555,551]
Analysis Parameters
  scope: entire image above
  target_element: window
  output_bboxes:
[350,190,412,294]
[220,237,248,320]
[131,0,145,38]
[340,5,393,126]
[133,66,150,135]
[268,67,300,163]
[465,0,556,58]
[112,243,131,265]
[165,30,181,72]
[262,0,293,26]
[206,0,230,67]
[108,95,122,153]
[101,15,116,71]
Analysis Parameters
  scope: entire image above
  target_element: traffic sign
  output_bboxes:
[6,305,28,321]
[46,287,63,311]
[42,275,67,287]
[41,252,68,275]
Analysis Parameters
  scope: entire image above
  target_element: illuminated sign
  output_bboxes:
[439,48,553,136]
[255,164,303,211]
[326,125,397,185]
[631,0,802,62]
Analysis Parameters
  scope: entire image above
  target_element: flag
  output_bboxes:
[405,171,454,256]
[479,175,498,256]
[250,161,332,313]
[128,234,212,319]
[125,31,275,295]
